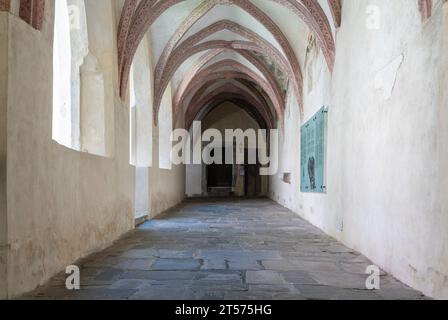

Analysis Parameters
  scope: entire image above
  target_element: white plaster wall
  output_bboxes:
[252,0,309,70]
[149,0,202,65]
[84,0,116,157]
[150,120,185,218]
[2,4,135,298]
[80,53,107,155]
[183,4,284,55]
[130,36,154,220]
[186,164,203,197]
[134,167,150,219]
[52,0,73,149]
[68,0,89,150]
[271,1,448,299]
[148,82,185,218]
[130,36,153,167]
[158,85,174,170]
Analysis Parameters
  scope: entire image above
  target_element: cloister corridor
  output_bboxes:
[2,0,448,302]
[21,199,426,300]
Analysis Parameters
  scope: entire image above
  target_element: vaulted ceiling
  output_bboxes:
[114,0,435,128]
[0,0,436,129]
[116,0,345,128]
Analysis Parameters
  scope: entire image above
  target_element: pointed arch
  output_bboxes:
[154,0,303,111]
[19,0,45,30]
[185,91,274,130]
[190,82,271,120]
[178,75,275,128]
[19,0,33,23]
[173,59,283,125]
[117,0,139,69]
[418,0,432,22]
[186,78,268,113]
[328,0,342,28]
[173,49,286,120]
[118,0,335,100]
[156,40,288,124]
[0,0,10,11]
[187,96,273,131]
[154,21,297,123]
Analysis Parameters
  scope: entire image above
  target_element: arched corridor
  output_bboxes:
[186,101,269,198]
[1,0,448,301]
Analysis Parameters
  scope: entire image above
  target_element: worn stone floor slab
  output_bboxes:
[20,198,428,300]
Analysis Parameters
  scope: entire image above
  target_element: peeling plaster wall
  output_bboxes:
[2,3,135,298]
[271,0,448,299]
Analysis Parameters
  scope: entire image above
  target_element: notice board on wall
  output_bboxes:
[300,106,327,193]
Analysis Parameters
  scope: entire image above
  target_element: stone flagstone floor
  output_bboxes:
[21,199,428,300]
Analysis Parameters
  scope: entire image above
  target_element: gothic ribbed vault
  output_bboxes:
[117,0,342,127]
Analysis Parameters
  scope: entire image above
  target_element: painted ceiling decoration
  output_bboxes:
[2,0,433,129]
[151,0,304,108]
[117,0,340,126]
[20,0,45,30]
[154,20,291,123]
[174,60,280,127]
[187,95,273,130]
[181,75,270,119]
[186,80,267,115]
[173,47,286,124]
[0,0,45,30]
[248,50,289,94]
[419,0,433,22]
[0,0,11,11]
[174,58,282,120]
[327,0,342,28]
[112,0,443,129]
[185,91,275,130]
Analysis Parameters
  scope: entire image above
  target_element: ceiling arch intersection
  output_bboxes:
[118,0,338,123]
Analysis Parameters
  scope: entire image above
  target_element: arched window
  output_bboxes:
[52,0,88,150]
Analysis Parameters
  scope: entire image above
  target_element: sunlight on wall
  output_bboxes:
[129,64,137,164]
[52,0,72,148]
[52,0,89,150]
[129,38,153,167]
[158,85,173,170]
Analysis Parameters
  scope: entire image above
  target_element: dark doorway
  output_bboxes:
[207,164,233,188]
[244,164,260,197]
[207,148,233,193]
[244,148,261,197]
